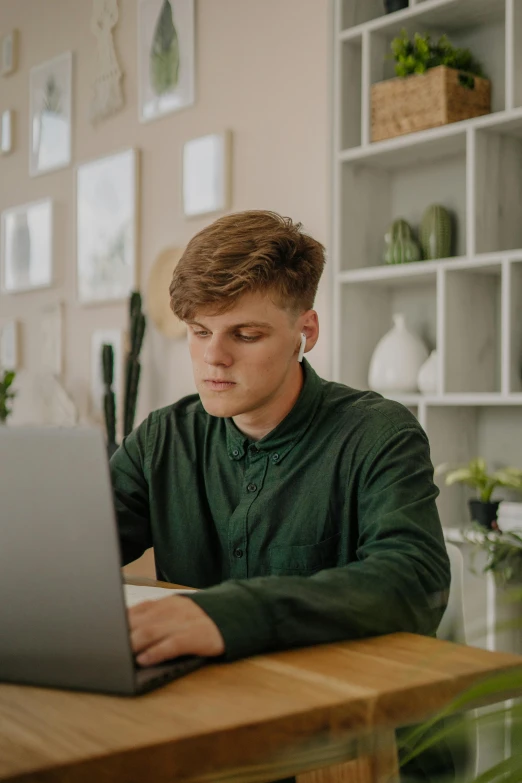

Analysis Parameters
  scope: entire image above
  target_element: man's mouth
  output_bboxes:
[204,380,236,391]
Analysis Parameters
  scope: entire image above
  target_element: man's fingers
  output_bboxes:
[135,630,195,666]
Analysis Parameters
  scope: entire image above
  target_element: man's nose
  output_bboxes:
[203,336,233,366]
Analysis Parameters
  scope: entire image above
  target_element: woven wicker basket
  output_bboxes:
[371,65,491,143]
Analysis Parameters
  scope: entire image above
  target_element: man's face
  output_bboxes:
[187,292,304,419]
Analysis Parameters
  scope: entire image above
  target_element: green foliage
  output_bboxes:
[101,291,147,458]
[149,0,180,96]
[464,523,522,587]
[390,30,486,79]
[435,458,522,503]
[0,370,16,423]
[42,74,62,114]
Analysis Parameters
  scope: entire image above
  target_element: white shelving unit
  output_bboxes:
[332,2,522,772]
[332,0,522,532]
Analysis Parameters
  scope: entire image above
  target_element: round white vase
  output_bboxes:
[417,349,438,394]
[368,313,428,394]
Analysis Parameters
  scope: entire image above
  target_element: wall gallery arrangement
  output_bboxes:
[0,3,234,427]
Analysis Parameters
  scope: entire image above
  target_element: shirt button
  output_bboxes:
[272,453,280,462]
[247,483,257,492]
[233,548,244,558]
[232,448,240,457]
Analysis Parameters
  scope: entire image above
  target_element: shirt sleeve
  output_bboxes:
[109,422,153,566]
[188,424,451,661]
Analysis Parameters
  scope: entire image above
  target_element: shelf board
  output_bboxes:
[337,256,506,285]
[340,0,506,40]
[386,393,522,406]
[338,107,522,169]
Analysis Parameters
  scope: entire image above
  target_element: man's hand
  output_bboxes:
[128,596,225,666]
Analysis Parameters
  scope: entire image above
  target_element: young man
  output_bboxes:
[111,210,452,780]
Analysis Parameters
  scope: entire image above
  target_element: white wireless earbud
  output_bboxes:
[297,333,306,363]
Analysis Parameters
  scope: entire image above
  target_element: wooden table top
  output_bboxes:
[1,578,521,783]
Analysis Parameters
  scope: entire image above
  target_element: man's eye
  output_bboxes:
[237,334,260,342]
[194,331,209,337]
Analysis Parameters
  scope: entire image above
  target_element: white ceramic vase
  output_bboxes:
[368,313,428,394]
[417,349,438,395]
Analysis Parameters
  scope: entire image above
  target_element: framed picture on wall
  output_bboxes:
[0,320,19,370]
[40,302,63,376]
[183,131,232,217]
[1,199,53,293]
[29,51,72,176]
[138,0,195,123]
[76,148,139,304]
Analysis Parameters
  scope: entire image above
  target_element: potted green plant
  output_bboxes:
[0,369,17,424]
[436,458,522,529]
[371,30,491,142]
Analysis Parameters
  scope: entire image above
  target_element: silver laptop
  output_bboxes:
[0,426,205,696]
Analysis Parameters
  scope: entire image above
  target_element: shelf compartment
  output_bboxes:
[341,0,506,38]
[425,403,522,528]
[340,0,408,32]
[340,147,466,270]
[368,8,506,117]
[443,264,502,393]
[340,38,363,149]
[339,279,436,390]
[475,120,522,254]
[508,260,522,393]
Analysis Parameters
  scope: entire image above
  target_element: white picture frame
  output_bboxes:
[0,110,14,155]
[40,303,63,376]
[29,51,72,177]
[90,329,124,415]
[1,30,18,77]
[183,131,232,217]
[1,199,53,294]
[0,320,19,370]
[138,0,195,123]
[76,148,139,304]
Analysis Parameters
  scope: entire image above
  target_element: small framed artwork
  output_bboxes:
[1,199,53,293]
[1,110,14,155]
[90,329,124,415]
[1,30,18,77]
[76,148,139,304]
[29,51,72,177]
[183,131,232,218]
[138,0,195,123]
[0,320,19,370]
[40,303,63,376]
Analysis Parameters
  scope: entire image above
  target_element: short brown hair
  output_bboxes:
[169,210,325,321]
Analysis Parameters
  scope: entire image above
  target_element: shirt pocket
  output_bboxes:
[268,533,340,576]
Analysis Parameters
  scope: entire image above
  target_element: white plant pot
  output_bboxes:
[368,313,428,394]
[417,349,439,395]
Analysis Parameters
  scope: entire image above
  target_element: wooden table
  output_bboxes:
[1,577,522,783]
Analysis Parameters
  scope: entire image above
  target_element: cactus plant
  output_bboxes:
[420,204,453,260]
[383,219,421,264]
[0,370,16,424]
[102,344,118,457]
[101,290,147,457]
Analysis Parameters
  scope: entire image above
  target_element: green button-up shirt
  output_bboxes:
[111,359,450,661]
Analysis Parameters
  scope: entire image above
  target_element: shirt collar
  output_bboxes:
[225,358,324,464]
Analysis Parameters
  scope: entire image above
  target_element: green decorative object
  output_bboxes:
[0,370,16,424]
[149,0,180,96]
[383,219,421,265]
[102,344,118,458]
[390,30,486,79]
[101,291,147,457]
[420,204,452,260]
